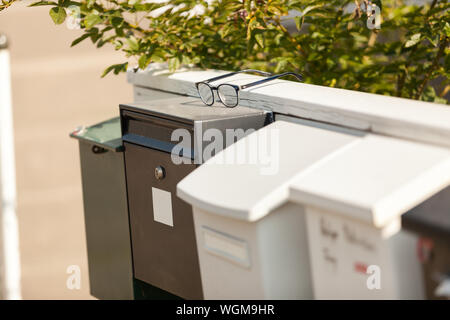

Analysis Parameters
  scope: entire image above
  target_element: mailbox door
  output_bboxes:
[124,142,202,299]
[79,141,134,300]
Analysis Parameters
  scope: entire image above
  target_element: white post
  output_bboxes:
[0,33,21,300]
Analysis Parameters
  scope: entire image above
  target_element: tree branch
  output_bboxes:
[396,0,441,98]
[414,36,448,100]
[0,0,19,12]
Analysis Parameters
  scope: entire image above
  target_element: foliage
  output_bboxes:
[4,0,450,103]
[0,0,19,11]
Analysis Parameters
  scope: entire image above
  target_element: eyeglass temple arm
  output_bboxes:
[240,72,303,90]
[199,69,272,84]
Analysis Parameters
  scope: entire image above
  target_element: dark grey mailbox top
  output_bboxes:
[120,96,267,124]
[120,96,270,161]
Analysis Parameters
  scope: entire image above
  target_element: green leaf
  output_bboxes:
[29,1,57,7]
[274,33,283,45]
[86,0,95,9]
[101,62,128,77]
[84,13,102,29]
[405,33,421,48]
[49,7,66,25]
[219,24,232,39]
[151,48,166,62]
[247,17,258,40]
[275,58,288,73]
[70,33,90,47]
[126,36,139,51]
[111,16,124,28]
[350,32,368,42]
[138,55,151,69]
[426,35,439,47]
[302,4,321,16]
[168,57,180,72]
[254,33,263,48]
[444,22,450,38]
[294,16,302,31]
[113,39,123,50]
[101,65,116,78]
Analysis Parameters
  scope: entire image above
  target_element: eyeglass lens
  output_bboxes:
[197,83,214,105]
[218,84,238,107]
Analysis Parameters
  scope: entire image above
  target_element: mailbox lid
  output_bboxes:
[70,117,123,152]
[120,96,269,158]
[177,120,360,222]
[289,134,450,229]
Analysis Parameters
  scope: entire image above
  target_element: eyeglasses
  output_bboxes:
[195,70,303,108]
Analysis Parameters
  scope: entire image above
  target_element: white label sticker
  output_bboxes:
[152,187,173,227]
[202,226,250,268]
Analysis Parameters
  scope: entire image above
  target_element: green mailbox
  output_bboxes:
[71,117,180,300]
[71,117,134,300]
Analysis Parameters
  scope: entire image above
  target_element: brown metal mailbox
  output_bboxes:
[120,97,270,299]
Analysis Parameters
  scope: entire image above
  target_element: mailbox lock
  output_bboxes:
[155,166,166,180]
[92,145,108,154]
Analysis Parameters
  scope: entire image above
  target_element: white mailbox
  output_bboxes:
[289,133,450,299]
[177,120,359,299]
[177,119,450,300]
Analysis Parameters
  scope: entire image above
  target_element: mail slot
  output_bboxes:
[120,96,270,299]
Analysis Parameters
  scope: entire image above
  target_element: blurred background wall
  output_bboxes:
[0,0,132,299]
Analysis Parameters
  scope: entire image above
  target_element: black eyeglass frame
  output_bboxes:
[195,69,272,108]
[195,82,240,107]
[195,71,303,108]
